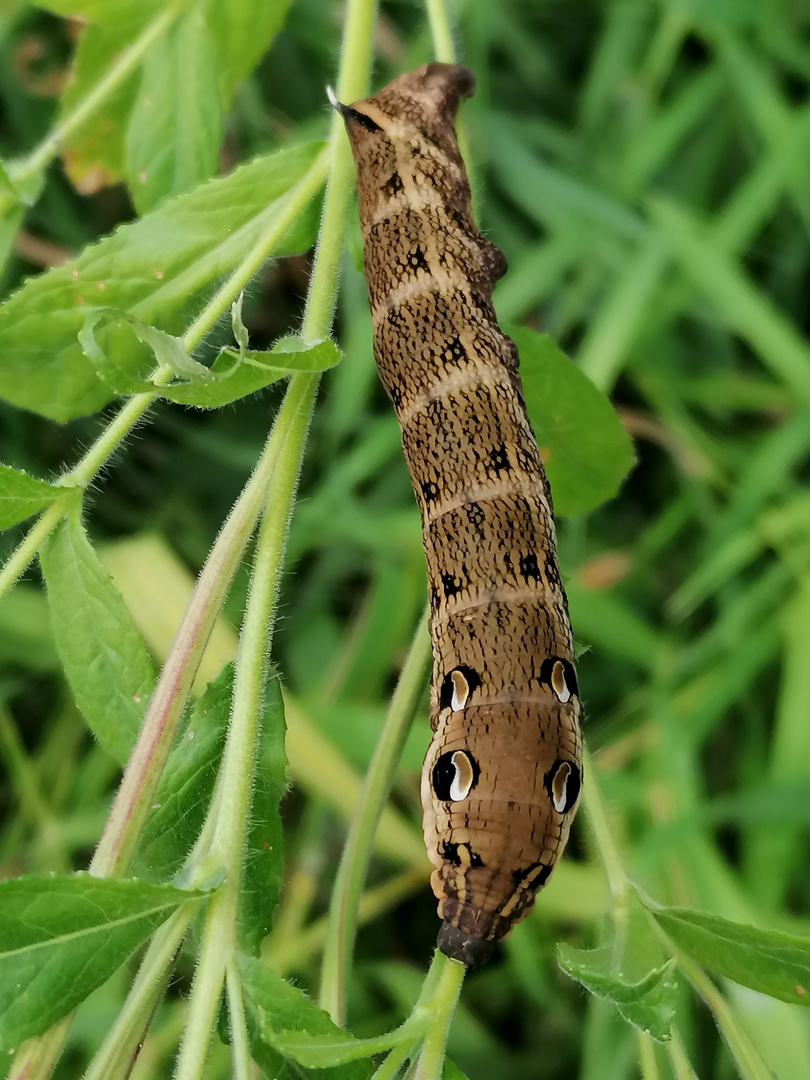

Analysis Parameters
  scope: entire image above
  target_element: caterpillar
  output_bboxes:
[334,63,583,966]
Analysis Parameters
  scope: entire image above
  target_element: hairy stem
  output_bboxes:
[173,0,377,1075]
[414,953,466,1080]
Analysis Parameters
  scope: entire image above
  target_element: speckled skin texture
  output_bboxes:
[339,63,583,965]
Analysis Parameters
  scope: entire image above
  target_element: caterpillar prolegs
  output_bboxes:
[336,64,583,966]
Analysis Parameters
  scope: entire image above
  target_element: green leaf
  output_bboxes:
[443,1063,471,1080]
[557,893,677,1041]
[57,13,156,190]
[650,906,810,1007]
[79,310,340,407]
[39,513,156,765]
[35,0,162,21]
[0,464,63,528]
[159,337,341,409]
[126,6,223,214]
[131,664,233,883]
[239,672,287,954]
[0,874,205,1053]
[0,141,323,420]
[202,0,293,103]
[79,307,212,392]
[237,954,374,1078]
[513,328,635,517]
[558,944,677,1042]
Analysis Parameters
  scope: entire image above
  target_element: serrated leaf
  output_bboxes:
[238,954,374,1079]
[39,513,155,765]
[558,943,677,1041]
[126,6,223,214]
[0,875,205,1053]
[650,905,810,1007]
[202,0,293,103]
[132,664,233,883]
[0,141,323,420]
[558,892,676,1041]
[513,328,635,517]
[0,464,63,528]
[239,672,287,954]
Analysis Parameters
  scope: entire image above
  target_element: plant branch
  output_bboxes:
[320,606,431,1024]
[413,953,466,1080]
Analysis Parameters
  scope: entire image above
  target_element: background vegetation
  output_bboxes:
[1,0,809,1078]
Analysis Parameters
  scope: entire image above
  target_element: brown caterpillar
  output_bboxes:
[335,63,582,966]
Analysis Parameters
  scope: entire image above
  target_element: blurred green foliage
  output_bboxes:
[1,1,810,1078]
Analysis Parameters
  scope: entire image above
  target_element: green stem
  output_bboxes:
[174,0,377,1072]
[8,0,188,189]
[667,1029,698,1080]
[425,0,457,64]
[414,953,466,1080]
[372,1040,421,1080]
[84,904,193,1080]
[90,387,299,880]
[637,1031,661,1080]
[320,607,431,1024]
[675,955,773,1080]
[581,743,628,907]
[226,959,252,1080]
[0,499,70,601]
[300,0,376,344]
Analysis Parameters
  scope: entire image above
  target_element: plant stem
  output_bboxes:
[173,381,313,1080]
[676,955,774,1080]
[667,1029,698,1080]
[414,953,466,1080]
[425,0,457,64]
[581,744,628,907]
[90,386,299,880]
[174,0,377,1072]
[0,499,71,601]
[637,1031,661,1080]
[8,0,188,189]
[226,959,252,1080]
[320,607,431,1024]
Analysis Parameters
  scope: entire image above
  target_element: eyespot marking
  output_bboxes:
[539,656,579,702]
[432,749,480,802]
[544,759,581,815]
[439,665,481,710]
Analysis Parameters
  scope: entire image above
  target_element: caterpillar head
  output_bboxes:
[421,691,582,967]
